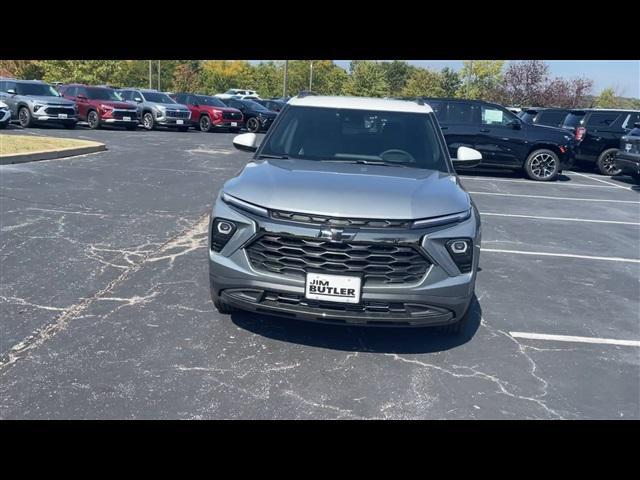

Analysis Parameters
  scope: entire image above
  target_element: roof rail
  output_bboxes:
[297,90,317,98]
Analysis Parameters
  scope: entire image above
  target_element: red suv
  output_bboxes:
[59,84,138,130]
[171,92,244,132]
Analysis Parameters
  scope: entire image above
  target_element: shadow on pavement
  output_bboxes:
[230,295,482,354]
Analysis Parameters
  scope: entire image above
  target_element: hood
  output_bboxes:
[223,159,470,220]
[155,102,189,111]
[23,95,75,106]
[95,100,136,109]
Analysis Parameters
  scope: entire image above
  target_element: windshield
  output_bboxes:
[197,95,227,107]
[259,106,449,172]
[143,92,175,103]
[562,112,585,129]
[86,87,122,101]
[243,99,270,112]
[16,83,59,97]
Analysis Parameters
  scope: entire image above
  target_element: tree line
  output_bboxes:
[1,60,637,109]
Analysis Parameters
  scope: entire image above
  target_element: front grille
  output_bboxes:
[44,107,74,115]
[271,210,412,228]
[166,110,190,119]
[246,233,430,286]
[112,110,138,120]
[261,291,445,316]
[223,111,242,120]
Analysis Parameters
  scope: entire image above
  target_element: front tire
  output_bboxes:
[199,115,212,132]
[142,112,155,131]
[18,107,34,128]
[524,149,559,181]
[87,110,101,129]
[596,148,621,176]
[214,298,236,315]
[246,117,260,133]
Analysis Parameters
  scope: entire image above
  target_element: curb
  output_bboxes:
[0,142,107,165]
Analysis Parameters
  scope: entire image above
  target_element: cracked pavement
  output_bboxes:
[1,125,639,419]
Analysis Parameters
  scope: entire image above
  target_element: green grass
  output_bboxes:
[0,135,100,156]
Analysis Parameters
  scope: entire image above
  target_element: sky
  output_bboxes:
[330,60,639,98]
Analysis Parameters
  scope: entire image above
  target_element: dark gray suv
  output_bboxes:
[0,79,78,129]
[208,95,483,332]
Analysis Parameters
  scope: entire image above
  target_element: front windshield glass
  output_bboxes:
[86,87,122,101]
[16,83,59,97]
[260,106,449,172]
[197,95,227,107]
[143,92,175,103]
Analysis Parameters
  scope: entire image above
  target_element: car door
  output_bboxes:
[436,101,482,160]
[186,94,201,120]
[476,104,527,167]
[129,90,144,116]
[581,111,623,159]
[1,80,18,116]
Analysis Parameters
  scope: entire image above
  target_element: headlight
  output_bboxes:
[221,193,268,217]
[99,104,113,111]
[33,104,44,111]
[156,106,166,117]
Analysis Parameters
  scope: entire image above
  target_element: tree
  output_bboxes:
[246,61,281,98]
[440,67,461,97]
[380,61,416,96]
[342,61,390,97]
[0,60,45,79]
[400,68,444,98]
[495,60,549,106]
[594,88,618,108]
[172,61,203,93]
[459,60,505,100]
[544,77,593,108]
[200,60,252,95]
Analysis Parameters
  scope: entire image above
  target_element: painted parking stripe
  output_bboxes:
[469,191,640,204]
[566,171,629,189]
[481,248,640,264]
[510,332,640,348]
[480,212,640,226]
[462,176,630,189]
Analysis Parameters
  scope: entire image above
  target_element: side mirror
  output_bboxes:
[233,133,258,153]
[7,89,16,95]
[452,146,482,169]
[134,97,143,103]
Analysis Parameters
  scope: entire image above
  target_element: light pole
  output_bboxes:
[149,60,152,89]
[309,61,313,91]
[157,60,161,91]
[283,60,288,98]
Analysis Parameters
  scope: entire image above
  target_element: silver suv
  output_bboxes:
[117,88,191,131]
[209,95,483,332]
[0,79,78,129]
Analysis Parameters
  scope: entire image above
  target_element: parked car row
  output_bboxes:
[615,121,640,183]
[0,79,284,134]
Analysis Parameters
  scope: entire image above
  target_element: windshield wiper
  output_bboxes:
[322,159,410,168]
[257,154,289,159]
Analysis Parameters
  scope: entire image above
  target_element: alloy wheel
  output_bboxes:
[18,108,29,127]
[247,118,259,132]
[88,111,99,129]
[200,116,211,132]
[529,152,557,179]
[601,152,620,175]
[143,113,153,130]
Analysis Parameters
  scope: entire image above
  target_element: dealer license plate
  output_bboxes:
[231,122,237,127]
[58,113,67,119]
[305,272,361,304]
[176,120,184,125]
[123,116,131,121]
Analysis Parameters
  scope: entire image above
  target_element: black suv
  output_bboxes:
[253,99,287,112]
[519,107,573,128]
[219,97,277,133]
[615,122,640,182]
[423,98,577,181]
[561,109,640,175]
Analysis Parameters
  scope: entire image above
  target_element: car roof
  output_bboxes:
[288,95,433,113]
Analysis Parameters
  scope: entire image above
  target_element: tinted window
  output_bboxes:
[173,93,186,103]
[447,102,478,124]
[141,91,174,103]
[519,111,538,123]
[622,113,640,129]
[425,100,446,122]
[260,106,449,172]
[586,112,621,127]
[196,95,227,107]
[64,86,77,97]
[481,105,516,126]
[1,81,16,92]
[242,99,270,111]
[537,110,569,127]
[86,87,122,101]
[562,112,585,129]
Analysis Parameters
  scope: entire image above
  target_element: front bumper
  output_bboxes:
[208,195,481,327]
[156,115,190,127]
[615,152,640,176]
[213,119,243,129]
[33,113,78,123]
[0,109,10,124]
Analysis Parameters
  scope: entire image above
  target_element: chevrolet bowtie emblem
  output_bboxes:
[319,227,354,242]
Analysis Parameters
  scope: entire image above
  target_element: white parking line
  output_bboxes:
[462,176,629,189]
[481,248,640,264]
[566,171,629,189]
[469,191,640,204]
[510,332,640,348]
[480,212,640,226]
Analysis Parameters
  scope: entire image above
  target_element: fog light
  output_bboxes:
[446,238,473,274]
[212,218,237,252]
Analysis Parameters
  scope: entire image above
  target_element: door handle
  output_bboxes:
[480,128,490,133]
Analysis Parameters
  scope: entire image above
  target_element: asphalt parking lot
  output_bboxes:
[1,123,638,419]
